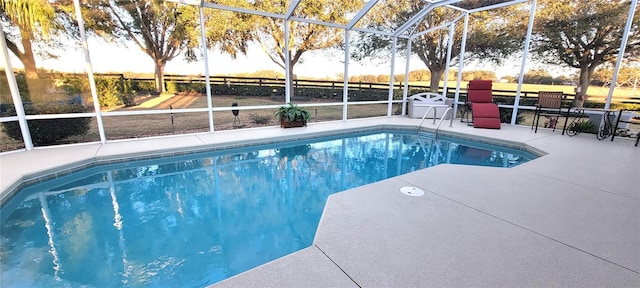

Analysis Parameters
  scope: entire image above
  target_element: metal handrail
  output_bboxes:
[417,106,454,138]
[435,108,454,139]
[417,106,438,132]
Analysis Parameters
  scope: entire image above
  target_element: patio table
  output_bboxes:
[562,107,617,140]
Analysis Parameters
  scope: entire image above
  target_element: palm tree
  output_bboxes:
[1,0,58,79]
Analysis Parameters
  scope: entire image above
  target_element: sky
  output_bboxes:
[32,39,423,79]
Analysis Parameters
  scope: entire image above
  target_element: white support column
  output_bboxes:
[74,0,106,143]
[199,7,214,133]
[442,23,455,98]
[284,20,291,104]
[388,37,398,116]
[400,38,412,116]
[605,0,637,110]
[454,13,469,118]
[0,29,33,150]
[511,0,537,125]
[342,30,350,121]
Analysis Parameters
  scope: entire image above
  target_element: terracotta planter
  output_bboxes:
[280,118,306,128]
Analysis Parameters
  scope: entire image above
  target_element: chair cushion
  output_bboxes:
[472,103,501,129]
[473,118,501,129]
[471,103,499,118]
[468,90,493,103]
[468,80,493,90]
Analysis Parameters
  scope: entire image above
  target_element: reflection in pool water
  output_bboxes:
[0,131,537,287]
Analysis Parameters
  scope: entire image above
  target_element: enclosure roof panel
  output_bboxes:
[205,0,294,15]
[353,0,431,34]
[174,0,531,35]
[449,0,515,10]
[289,0,369,26]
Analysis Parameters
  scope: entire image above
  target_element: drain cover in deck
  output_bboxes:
[400,186,424,197]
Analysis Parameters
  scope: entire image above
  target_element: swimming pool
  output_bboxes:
[0,130,537,287]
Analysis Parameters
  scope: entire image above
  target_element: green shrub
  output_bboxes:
[57,74,87,96]
[165,81,178,93]
[0,72,31,103]
[94,76,137,107]
[2,103,91,145]
[212,84,274,96]
[209,82,413,102]
[95,77,122,107]
[497,97,538,107]
[15,72,31,102]
[132,80,156,92]
[611,103,640,111]
[583,101,604,109]
[172,82,206,93]
[121,79,136,107]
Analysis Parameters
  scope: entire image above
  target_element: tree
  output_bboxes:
[592,66,640,87]
[533,0,640,107]
[249,0,363,96]
[462,70,496,81]
[591,67,614,86]
[0,0,68,79]
[83,0,202,93]
[354,1,526,91]
[409,69,430,81]
[376,74,390,83]
[523,68,554,84]
[617,66,640,89]
[500,75,516,83]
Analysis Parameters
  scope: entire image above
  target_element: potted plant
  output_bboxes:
[274,103,311,128]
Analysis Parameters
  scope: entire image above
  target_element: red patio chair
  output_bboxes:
[467,80,501,129]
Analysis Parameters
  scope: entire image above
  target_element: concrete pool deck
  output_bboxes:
[1,117,639,286]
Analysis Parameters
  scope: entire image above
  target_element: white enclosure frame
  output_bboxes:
[0,0,637,152]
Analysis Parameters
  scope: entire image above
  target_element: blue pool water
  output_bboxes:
[0,131,537,287]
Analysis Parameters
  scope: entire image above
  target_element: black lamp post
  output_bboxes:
[232,102,240,127]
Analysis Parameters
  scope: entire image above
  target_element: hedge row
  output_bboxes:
[2,103,91,145]
[165,81,434,102]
